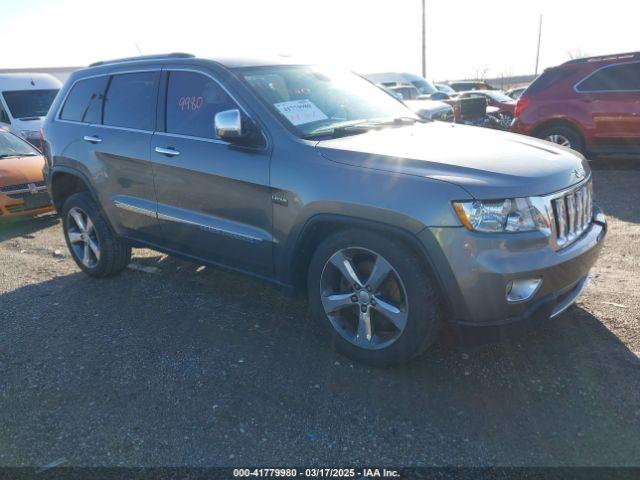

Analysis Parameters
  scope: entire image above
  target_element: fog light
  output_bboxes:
[506,278,542,303]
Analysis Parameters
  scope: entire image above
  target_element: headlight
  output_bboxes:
[452,197,551,233]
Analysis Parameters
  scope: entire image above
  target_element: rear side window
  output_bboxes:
[165,71,236,139]
[103,72,158,130]
[576,62,640,92]
[60,77,107,123]
[526,67,579,95]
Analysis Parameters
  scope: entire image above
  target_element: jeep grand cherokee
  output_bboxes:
[42,54,607,366]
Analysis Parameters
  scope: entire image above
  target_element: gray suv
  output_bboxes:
[43,54,607,366]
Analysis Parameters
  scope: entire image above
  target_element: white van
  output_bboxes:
[0,74,62,147]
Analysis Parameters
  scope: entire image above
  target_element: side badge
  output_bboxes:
[271,192,288,206]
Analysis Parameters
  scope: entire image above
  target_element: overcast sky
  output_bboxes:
[2,0,638,81]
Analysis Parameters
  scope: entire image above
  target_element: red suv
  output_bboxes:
[511,51,640,156]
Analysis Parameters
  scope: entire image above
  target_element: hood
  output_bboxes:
[0,155,46,187]
[316,122,589,199]
[12,117,45,132]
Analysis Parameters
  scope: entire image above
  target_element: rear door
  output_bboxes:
[150,68,273,275]
[87,69,162,242]
[576,61,640,149]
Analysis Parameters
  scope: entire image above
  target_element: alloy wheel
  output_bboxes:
[545,134,572,147]
[319,247,408,350]
[66,206,101,268]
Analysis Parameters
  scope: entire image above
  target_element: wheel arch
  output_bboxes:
[50,166,95,212]
[49,167,117,234]
[287,213,465,320]
[532,117,586,145]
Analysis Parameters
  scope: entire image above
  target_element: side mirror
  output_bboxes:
[430,92,450,101]
[214,109,264,149]
[215,109,242,140]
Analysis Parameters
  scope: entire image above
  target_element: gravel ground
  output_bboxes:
[0,163,638,467]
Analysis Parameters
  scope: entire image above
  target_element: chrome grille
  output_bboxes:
[552,180,593,248]
[0,181,47,197]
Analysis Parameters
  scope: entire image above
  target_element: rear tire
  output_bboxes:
[61,192,131,277]
[538,125,585,154]
[307,229,441,367]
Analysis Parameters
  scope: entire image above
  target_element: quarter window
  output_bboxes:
[103,72,158,130]
[60,76,107,123]
[0,102,10,124]
[165,71,236,139]
[577,62,640,92]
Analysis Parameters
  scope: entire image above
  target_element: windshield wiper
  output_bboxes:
[302,121,374,139]
[374,116,424,126]
[303,117,424,140]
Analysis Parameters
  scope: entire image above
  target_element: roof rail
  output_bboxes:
[89,52,195,67]
[563,51,640,65]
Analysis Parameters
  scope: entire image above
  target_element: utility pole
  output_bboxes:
[534,14,543,75]
[421,0,426,78]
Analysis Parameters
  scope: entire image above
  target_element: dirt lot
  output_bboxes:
[0,162,638,467]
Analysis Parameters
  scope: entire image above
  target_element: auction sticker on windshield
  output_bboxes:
[274,99,328,126]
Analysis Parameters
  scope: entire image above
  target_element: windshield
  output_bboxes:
[436,84,455,94]
[391,86,420,100]
[484,90,514,102]
[0,130,39,158]
[238,65,417,138]
[409,79,438,95]
[2,89,59,119]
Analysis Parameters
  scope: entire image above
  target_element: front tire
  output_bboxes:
[62,192,131,277]
[307,229,441,367]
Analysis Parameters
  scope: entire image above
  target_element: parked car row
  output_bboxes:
[364,72,504,129]
[0,74,61,220]
[36,53,607,366]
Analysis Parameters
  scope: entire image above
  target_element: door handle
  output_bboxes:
[83,135,102,144]
[154,146,180,157]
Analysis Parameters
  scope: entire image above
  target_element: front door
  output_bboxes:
[150,69,273,275]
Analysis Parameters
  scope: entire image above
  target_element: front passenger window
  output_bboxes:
[165,71,236,139]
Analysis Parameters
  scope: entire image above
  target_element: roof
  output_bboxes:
[447,80,492,85]
[563,51,640,65]
[0,73,62,89]
[89,52,194,67]
[85,52,308,70]
[207,55,309,68]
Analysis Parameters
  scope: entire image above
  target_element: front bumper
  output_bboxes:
[0,188,54,220]
[420,207,607,327]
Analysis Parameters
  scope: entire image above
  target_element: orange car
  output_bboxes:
[0,129,53,220]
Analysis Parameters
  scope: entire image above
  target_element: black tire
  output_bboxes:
[61,191,131,277]
[537,125,585,154]
[307,229,441,367]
